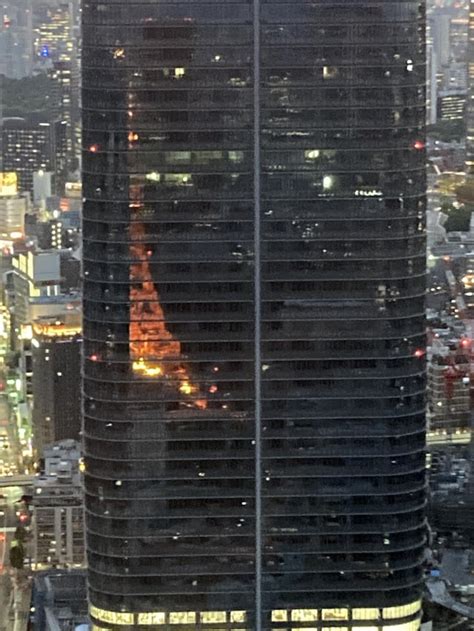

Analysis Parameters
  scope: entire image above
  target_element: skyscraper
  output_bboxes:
[0,0,34,79]
[466,0,474,174]
[32,314,82,455]
[49,60,81,168]
[83,1,427,630]
[2,116,67,193]
[35,2,74,63]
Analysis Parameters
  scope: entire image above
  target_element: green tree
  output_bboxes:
[444,206,472,232]
[9,542,24,570]
[428,119,466,142]
[1,73,56,118]
[14,526,27,543]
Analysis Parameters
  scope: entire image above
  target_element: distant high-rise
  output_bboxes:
[35,2,74,64]
[83,1,427,629]
[1,116,67,193]
[466,0,474,174]
[32,314,82,455]
[49,61,80,168]
[0,0,34,79]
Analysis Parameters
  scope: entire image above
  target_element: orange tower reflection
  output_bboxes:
[128,182,206,409]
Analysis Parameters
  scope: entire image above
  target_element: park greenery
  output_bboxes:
[441,202,472,232]
[1,73,55,118]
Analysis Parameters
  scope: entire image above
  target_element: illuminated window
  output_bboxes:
[175,67,185,78]
[352,608,380,620]
[164,173,191,186]
[272,610,288,622]
[291,609,318,621]
[137,612,165,625]
[322,628,348,631]
[169,612,196,624]
[321,608,348,621]
[355,627,378,631]
[201,611,226,623]
[382,601,421,620]
[90,606,133,625]
[323,66,338,79]
[322,175,334,190]
[230,611,246,623]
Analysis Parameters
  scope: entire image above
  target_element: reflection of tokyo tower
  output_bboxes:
[128,184,206,409]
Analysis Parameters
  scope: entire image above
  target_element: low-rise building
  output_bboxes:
[32,569,88,631]
[31,440,85,570]
[428,337,471,434]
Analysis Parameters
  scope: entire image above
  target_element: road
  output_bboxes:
[0,392,31,631]
[441,549,474,588]
[0,395,21,479]
[0,487,31,631]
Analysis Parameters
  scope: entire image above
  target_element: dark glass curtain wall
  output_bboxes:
[82,1,426,629]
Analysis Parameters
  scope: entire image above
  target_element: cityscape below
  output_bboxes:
[0,0,473,630]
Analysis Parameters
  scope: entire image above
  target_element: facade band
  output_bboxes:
[90,601,422,629]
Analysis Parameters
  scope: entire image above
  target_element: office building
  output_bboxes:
[1,117,67,194]
[83,1,427,629]
[31,312,81,455]
[427,339,470,434]
[0,172,28,240]
[33,170,53,205]
[466,0,474,175]
[432,12,451,68]
[450,13,469,65]
[0,0,34,79]
[48,61,80,167]
[36,219,64,250]
[31,440,85,570]
[0,195,27,241]
[10,250,61,327]
[436,91,466,122]
[32,569,88,631]
[35,2,74,64]
[427,48,438,126]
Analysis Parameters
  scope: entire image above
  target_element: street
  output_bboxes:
[0,395,21,479]
[0,487,31,631]
[0,390,31,631]
[441,549,474,588]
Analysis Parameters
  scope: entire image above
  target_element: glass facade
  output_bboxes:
[82,0,426,628]
[466,0,474,174]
